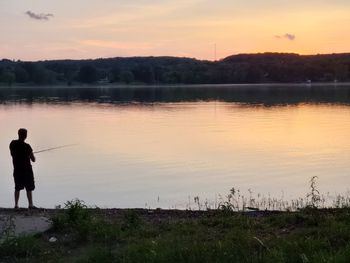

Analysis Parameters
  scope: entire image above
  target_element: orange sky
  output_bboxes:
[0,0,349,61]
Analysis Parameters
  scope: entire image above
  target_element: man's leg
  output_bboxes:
[14,190,20,208]
[26,190,33,208]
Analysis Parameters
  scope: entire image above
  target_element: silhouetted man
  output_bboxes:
[9,128,37,209]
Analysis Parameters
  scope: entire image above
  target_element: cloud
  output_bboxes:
[275,33,296,41]
[25,11,54,21]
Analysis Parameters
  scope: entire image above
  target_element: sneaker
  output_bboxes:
[28,206,39,210]
[14,206,19,210]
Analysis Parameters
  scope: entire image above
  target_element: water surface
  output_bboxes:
[1,85,350,208]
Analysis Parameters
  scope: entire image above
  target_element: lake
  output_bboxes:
[1,84,350,208]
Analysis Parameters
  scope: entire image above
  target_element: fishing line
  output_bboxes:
[33,144,77,154]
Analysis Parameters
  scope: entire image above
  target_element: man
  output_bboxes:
[9,128,37,209]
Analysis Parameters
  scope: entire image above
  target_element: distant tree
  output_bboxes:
[246,65,264,83]
[22,62,37,81]
[119,70,134,84]
[14,65,29,83]
[62,64,79,85]
[108,66,120,82]
[334,64,349,81]
[97,69,108,82]
[162,71,181,84]
[0,71,16,86]
[32,66,56,84]
[132,65,155,84]
[153,66,165,83]
[1,53,350,85]
[78,65,99,83]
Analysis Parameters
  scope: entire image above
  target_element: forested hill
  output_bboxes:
[0,53,350,85]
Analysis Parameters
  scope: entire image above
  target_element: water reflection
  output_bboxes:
[0,84,350,105]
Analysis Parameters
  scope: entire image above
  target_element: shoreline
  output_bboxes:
[1,82,350,89]
[2,206,350,261]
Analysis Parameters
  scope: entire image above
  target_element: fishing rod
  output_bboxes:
[33,144,77,154]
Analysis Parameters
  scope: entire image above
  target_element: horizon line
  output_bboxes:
[2,51,350,63]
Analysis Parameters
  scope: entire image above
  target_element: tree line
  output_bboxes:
[0,53,350,86]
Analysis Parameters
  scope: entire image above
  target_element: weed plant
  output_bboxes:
[2,178,350,262]
[209,176,350,212]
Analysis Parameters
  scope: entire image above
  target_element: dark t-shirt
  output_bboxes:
[9,140,33,170]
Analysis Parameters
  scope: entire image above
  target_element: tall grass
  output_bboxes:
[191,176,350,212]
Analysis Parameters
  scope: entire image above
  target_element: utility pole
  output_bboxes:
[214,43,217,61]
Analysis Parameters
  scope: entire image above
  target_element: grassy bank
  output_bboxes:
[1,199,350,263]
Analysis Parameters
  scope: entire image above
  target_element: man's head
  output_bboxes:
[18,128,27,141]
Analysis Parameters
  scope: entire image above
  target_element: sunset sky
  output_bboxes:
[1,0,349,61]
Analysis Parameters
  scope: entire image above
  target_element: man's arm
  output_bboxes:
[9,141,14,157]
[28,145,36,162]
[30,152,36,162]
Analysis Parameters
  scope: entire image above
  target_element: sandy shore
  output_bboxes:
[0,208,53,237]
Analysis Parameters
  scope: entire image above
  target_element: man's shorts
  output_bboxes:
[13,168,35,191]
